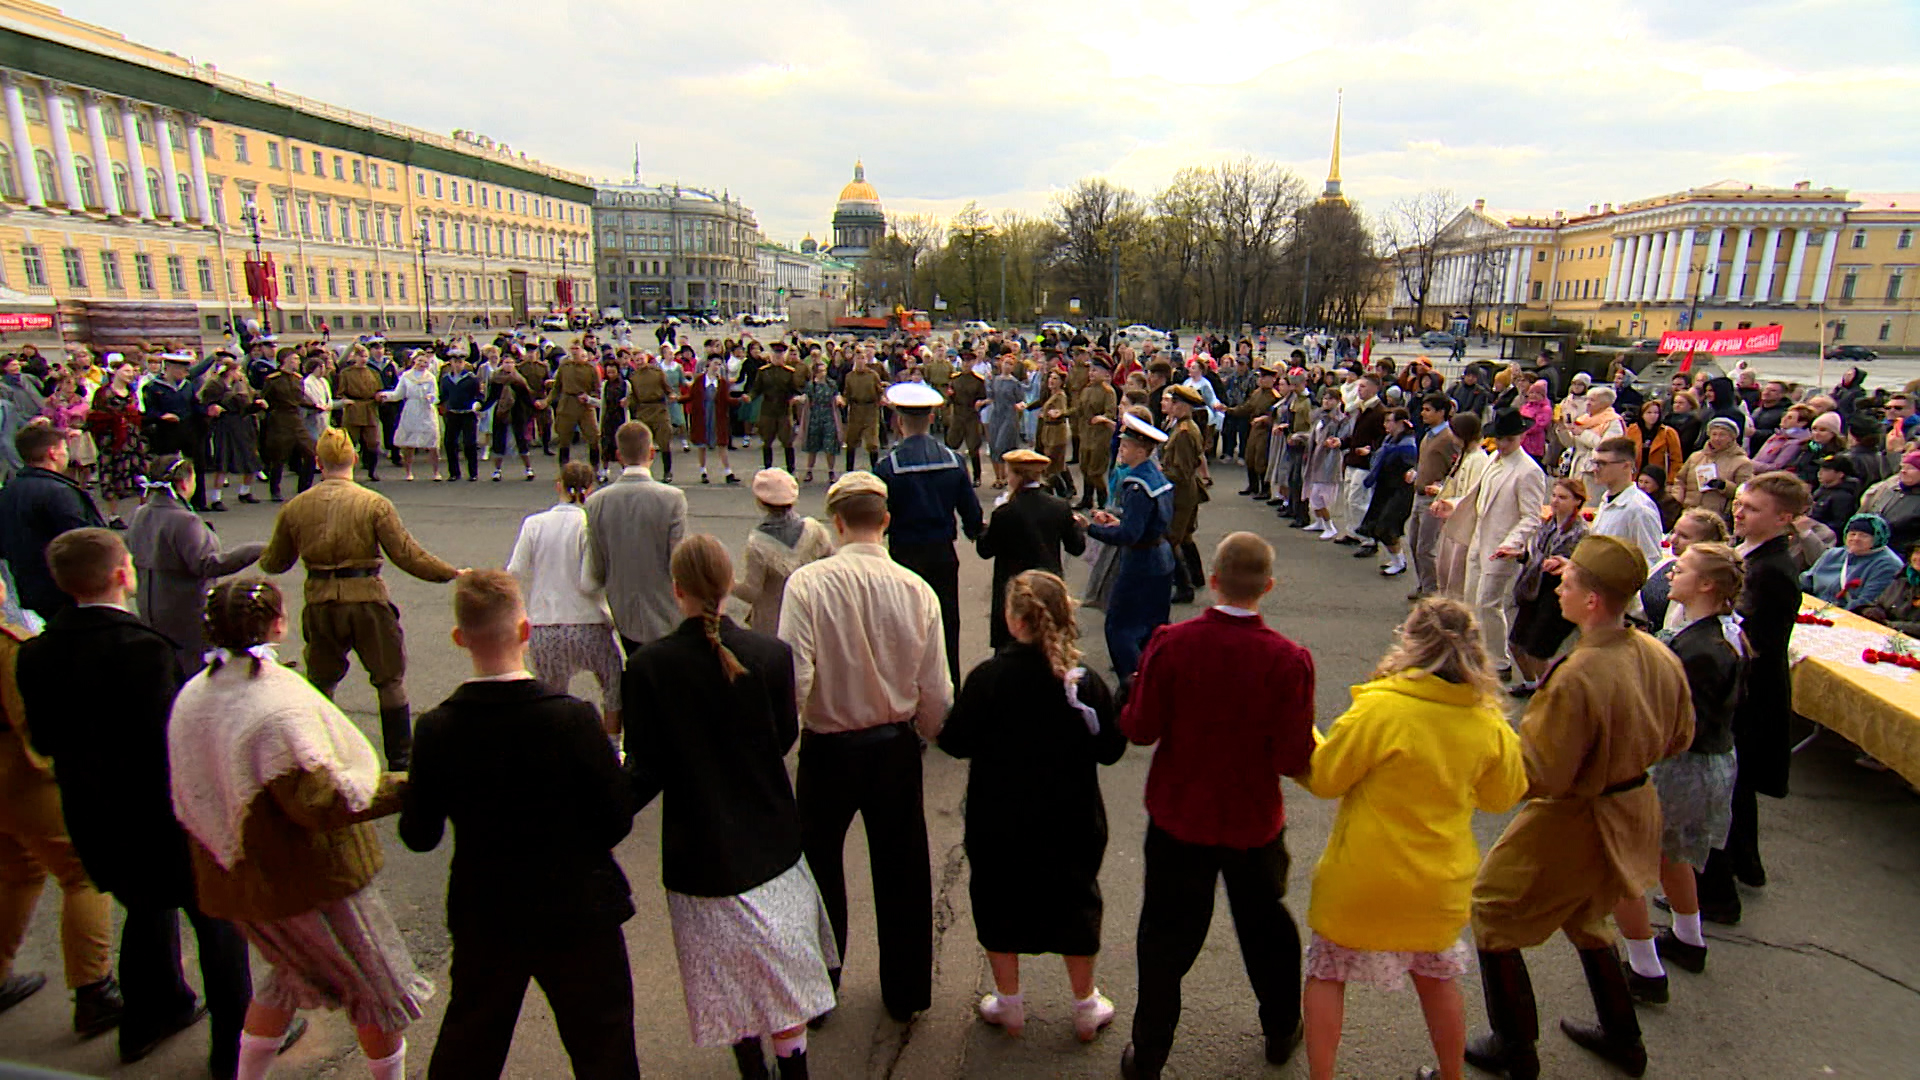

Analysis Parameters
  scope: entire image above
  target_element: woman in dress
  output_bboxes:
[985,355,1027,490]
[1301,597,1526,1080]
[798,362,841,483]
[682,355,740,484]
[40,367,95,489]
[126,455,268,674]
[1356,407,1419,574]
[506,460,625,737]
[1034,369,1074,499]
[625,535,837,1080]
[88,356,148,528]
[198,358,264,509]
[667,344,694,450]
[940,570,1125,1042]
[166,578,426,1080]
[1505,477,1588,696]
[977,450,1086,648]
[385,352,441,481]
[733,468,833,633]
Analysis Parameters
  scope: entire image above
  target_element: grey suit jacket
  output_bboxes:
[585,470,687,644]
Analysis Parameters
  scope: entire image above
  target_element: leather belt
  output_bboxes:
[803,721,913,747]
[307,566,381,580]
[1600,773,1649,796]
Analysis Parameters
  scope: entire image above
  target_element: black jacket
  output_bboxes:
[1747,402,1789,457]
[1667,616,1745,757]
[400,679,635,942]
[976,487,1085,648]
[0,466,107,617]
[1808,479,1862,534]
[625,617,802,898]
[18,605,190,904]
[1735,534,1800,797]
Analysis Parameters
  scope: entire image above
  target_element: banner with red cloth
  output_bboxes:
[0,312,52,332]
[1658,325,1783,355]
[244,257,278,304]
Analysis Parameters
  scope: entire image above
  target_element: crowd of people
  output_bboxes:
[0,317,1906,1080]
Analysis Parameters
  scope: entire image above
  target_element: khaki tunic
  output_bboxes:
[626,365,672,448]
[755,360,801,444]
[1472,625,1695,951]
[520,357,553,436]
[1163,418,1205,545]
[1229,386,1281,474]
[259,478,459,606]
[946,371,987,450]
[923,357,953,392]
[546,359,602,451]
[1075,383,1118,486]
[842,366,884,450]
[335,364,383,431]
[1036,390,1072,460]
[260,370,315,465]
[1066,360,1090,399]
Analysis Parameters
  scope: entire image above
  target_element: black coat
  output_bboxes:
[400,679,635,943]
[1734,534,1800,797]
[0,466,107,617]
[975,487,1085,648]
[939,643,1125,956]
[18,605,190,905]
[625,616,802,898]
[1667,615,1745,757]
[1808,479,1862,534]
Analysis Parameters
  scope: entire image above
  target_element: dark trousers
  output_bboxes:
[889,541,961,686]
[1221,415,1249,459]
[1129,822,1301,1076]
[490,415,531,459]
[443,413,479,479]
[796,725,932,1018]
[119,901,250,1070]
[428,928,639,1080]
[380,403,403,464]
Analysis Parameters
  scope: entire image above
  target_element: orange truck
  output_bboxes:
[833,308,932,336]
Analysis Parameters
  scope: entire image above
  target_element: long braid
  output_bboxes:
[703,605,747,680]
[1006,571,1081,678]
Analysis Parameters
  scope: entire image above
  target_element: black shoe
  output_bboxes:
[525,468,536,481]
[1119,1043,1157,1080]
[885,1004,920,1023]
[268,489,283,503]
[1265,496,1287,506]
[1464,1031,1539,1080]
[1333,534,1360,546]
[467,474,478,482]
[0,972,45,1016]
[72,975,122,1038]
[237,492,260,504]
[107,516,128,530]
[120,1002,207,1064]
[1564,945,1647,1075]
[1265,1020,1303,1065]
[726,472,741,484]
[1237,484,1257,495]
[1288,519,1313,529]
[1654,928,1708,974]
[1625,969,1668,1005]
[775,1048,810,1080]
[701,474,711,484]
[1559,1018,1648,1076]
[1733,855,1767,889]
[1352,543,1379,558]
[206,500,228,512]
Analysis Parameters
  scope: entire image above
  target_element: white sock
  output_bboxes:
[772,1030,807,1058]
[367,1039,406,1080]
[237,483,251,495]
[1623,936,1664,979]
[993,990,1023,1006]
[236,1031,281,1080]
[1075,989,1103,1007]
[1673,910,1706,948]
[208,484,223,502]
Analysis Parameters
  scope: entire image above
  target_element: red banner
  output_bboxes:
[0,312,53,332]
[1658,325,1783,355]
[244,257,278,304]
[555,277,574,307]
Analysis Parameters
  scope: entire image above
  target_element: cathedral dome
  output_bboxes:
[836,161,881,210]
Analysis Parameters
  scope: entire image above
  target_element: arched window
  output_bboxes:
[73,156,96,208]
[145,168,163,215]
[34,151,56,203]
[110,163,129,212]
[0,144,17,200]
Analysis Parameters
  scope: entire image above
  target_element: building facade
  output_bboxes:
[594,181,759,317]
[0,0,594,347]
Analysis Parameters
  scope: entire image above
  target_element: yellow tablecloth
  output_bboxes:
[1791,595,1920,785]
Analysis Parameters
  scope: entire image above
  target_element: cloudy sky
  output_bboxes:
[67,0,1920,242]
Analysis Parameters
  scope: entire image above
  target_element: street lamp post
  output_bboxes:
[241,194,269,332]
[559,242,570,324]
[417,224,432,336]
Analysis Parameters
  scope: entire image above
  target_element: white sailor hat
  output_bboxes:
[1120,412,1169,443]
[884,382,945,410]
[159,350,196,364]
[102,352,123,365]
[253,333,279,345]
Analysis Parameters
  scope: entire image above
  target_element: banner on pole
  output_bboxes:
[1658,325,1783,355]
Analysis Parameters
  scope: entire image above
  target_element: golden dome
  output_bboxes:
[837,160,880,205]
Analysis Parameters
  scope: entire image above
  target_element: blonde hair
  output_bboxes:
[1004,570,1080,678]
[1680,541,1745,609]
[1676,506,1729,543]
[1374,597,1501,701]
[453,569,523,644]
[671,535,746,680]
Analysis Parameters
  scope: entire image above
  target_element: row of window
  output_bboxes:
[276,263,409,304]
[1832,319,1902,343]
[1852,229,1916,250]
[1837,269,1906,302]
[417,170,579,225]
[20,244,214,295]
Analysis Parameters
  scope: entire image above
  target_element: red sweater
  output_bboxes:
[1120,607,1316,849]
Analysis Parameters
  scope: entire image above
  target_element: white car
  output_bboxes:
[538,315,568,332]
[1119,323,1170,347]
[1039,320,1078,337]
[961,320,996,335]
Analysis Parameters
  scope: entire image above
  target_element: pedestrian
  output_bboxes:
[1300,597,1526,1080]
[521,348,554,456]
[258,348,317,501]
[1227,365,1280,499]
[1355,406,1419,575]
[1434,409,1548,678]
[684,355,741,485]
[1466,535,1694,1080]
[332,345,385,483]
[1118,532,1316,1080]
[87,356,150,528]
[1626,399,1685,496]
[755,342,803,476]
[1431,412,1489,599]
[585,422,689,655]
[1033,369,1075,499]
[401,570,640,1079]
[437,349,483,483]
[167,576,418,1080]
[984,355,1026,489]
[798,362,842,483]
[628,535,837,1079]
[941,570,1125,1043]
[41,367,96,493]
[20,530,253,1073]
[777,472,950,1024]
[1084,414,1175,683]
[257,428,463,769]
[125,455,266,675]
[197,357,263,509]
[733,468,833,633]
[483,349,536,482]
[976,449,1085,649]
[1639,508,1729,631]
[384,352,442,482]
[1505,477,1588,696]
[874,382,983,685]
[301,353,334,447]
[545,345,602,473]
[1406,394,1462,597]
[0,422,107,621]
[507,462,625,738]
[1301,390,1351,538]
[1562,386,1626,502]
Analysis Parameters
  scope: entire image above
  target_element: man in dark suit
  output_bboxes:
[18,528,251,1074]
[975,448,1085,649]
[401,570,639,1079]
[0,422,106,620]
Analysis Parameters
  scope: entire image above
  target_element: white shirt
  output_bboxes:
[303,372,334,412]
[1591,484,1667,567]
[506,503,613,626]
[777,542,951,737]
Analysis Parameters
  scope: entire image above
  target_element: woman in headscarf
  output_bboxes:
[1800,512,1904,611]
[1833,367,1869,418]
[1626,399,1684,496]
[125,454,267,674]
[733,468,833,632]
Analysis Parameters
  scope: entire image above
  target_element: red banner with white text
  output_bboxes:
[0,312,53,332]
[1658,325,1783,355]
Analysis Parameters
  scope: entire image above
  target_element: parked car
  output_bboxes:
[961,320,996,335]
[1628,338,1660,351]
[1039,320,1078,338]
[538,314,568,332]
[1825,345,1878,361]
[1419,331,1459,350]
[1118,323,1169,345]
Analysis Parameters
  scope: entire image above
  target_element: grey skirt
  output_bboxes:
[239,885,434,1033]
[666,858,839,1047]
[1651,749,1737,869]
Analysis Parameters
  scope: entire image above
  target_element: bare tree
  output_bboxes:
[1199,156,1308,328]
[1290,199,1381,329]
[1377,188,1457,331]
[1052,178,1141,319]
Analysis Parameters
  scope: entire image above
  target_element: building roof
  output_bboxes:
[837,161,881,208]
[1852,192,1920,213]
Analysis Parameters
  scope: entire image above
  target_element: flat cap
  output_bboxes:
[1569,534,1649,596]
[826,470,888,507]
[751,468,798,506]
[1003,448,1049,465]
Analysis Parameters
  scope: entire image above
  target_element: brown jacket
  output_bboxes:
[190,769,405,922]
[259,479,459,604]
[335,363,383,428]
[546,359,602,417]
[1414,426,1464,490]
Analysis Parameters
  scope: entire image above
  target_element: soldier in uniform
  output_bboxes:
[1074,358,1119,510]
[333,345,386,482]
[943,350,988,485]
[1163,384,1208,605]
[259,346,317,501]
[754,341,803,474]
[839,347,886,475]
[1065,346,1092,466]
[874,382,982,686]
[921,346,953,439]
[258,427,464,769]
[1226,365,1281,499]
[520,348,554,456]
[367,339,403,469]
[139,351,216,511]
[546,343,603,470]
[625,352,675,482]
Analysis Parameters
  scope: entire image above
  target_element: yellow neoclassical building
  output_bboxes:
[0,0,596,347]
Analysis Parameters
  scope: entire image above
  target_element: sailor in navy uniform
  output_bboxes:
[1086,413,1176,684]
[875,381,984,685]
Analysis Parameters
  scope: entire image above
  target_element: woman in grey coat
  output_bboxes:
[985,356,1028,488]
[125,455,267,673]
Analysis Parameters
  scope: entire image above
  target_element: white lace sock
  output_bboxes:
[1623,936,1664,979]
[235,1031,281,1080]
[1673,910,1706,948]
[237,483,251,496]
[772,1030,807,1058]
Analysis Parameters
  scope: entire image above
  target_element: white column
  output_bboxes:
[1782,227,1812,303]
[1630,233,1656,301]
[38,83,82,210]
[1727,226,1754,301]
[119,104,151,218]
[1652,230,1678,300]
[1644,232,1668,301]
[1508,246,1527,304]
[81,94,118,216]
[1810,228,1841,302]
[1605,236,1627,301]
[184,115,211,223]
[1,77,43,207]
[1701,227,1726,299]
[1754,226,1784,302]
[152,112,182,220]
[1668,226,1697,301]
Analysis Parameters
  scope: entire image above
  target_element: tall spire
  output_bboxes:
[1320,90,1347,205]
[633,141,642,184]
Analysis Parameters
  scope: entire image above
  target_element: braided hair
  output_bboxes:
[203,576,285,678]
[669,534,746,681]
[1004,570,1081,678]
[558,461,595,503]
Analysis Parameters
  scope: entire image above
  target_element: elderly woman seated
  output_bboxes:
[1800,512,1904,610]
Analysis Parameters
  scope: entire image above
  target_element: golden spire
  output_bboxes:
[1321,90,1347,204]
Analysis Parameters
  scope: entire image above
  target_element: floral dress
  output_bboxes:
[802,380,838,453]
[88,384,149,501]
